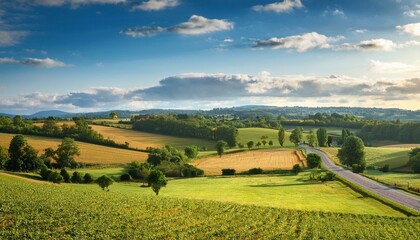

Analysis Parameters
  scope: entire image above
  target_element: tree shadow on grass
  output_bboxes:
[6,172,44,181]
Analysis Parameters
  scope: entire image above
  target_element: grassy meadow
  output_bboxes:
[364,170,420,189]
[193,149,305,175]
[282,125,358,136]
[0,133,147,164]
[237,128,296,147]
[2,173,418,239]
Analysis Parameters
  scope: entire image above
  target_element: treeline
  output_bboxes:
[0,116,129,149]
[280,113,364,129]
[358,122,420,143]
[132,114,237,147]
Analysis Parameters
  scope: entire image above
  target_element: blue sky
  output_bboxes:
[0,0,419,114]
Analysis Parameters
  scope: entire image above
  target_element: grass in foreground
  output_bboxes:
[0,133,147,164]
[1,173,418,239]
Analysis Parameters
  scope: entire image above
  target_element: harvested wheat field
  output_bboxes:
[0,133,147,164]
[192,149,306,175]
[90,125,216,150]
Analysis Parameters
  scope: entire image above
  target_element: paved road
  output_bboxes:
[302,145,420,212]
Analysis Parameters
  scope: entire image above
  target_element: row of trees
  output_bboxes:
[0,135,81,172]
[358,122,420,143]
[132,115,237,147]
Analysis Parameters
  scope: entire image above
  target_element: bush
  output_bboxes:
[248,168,263,175]
[40,167,52,180]
[83,173,94,183]
[60,169,71,183]
[96,175,113,191]
[306,153,322,169]
[182,164,204,177]
[120,173,131,181]
[292,164,301,175]
[351,164,365,173]
[71,171,83,183]
[48,171,63,184]
[222,169,235,176]
[379,164,390,172]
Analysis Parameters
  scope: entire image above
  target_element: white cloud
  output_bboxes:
[253,0,303,13]
[323,8,345,17]
[223,38,234,43]
[354,29,368,34]
[253,32,342,52]
[122,15,233,37]
[403,5,420,17]
[337,38,420,51]
[0,57,70,68]
[0,31,28,47]
[396,22,420,36]
[31,0,127,7]
[332,9,345,16]
[369,60,419,73]
[132,0,179,11]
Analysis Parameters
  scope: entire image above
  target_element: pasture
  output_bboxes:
[364,170,420,189]
[0,133,147,164]
[90,125,217,150]
[237,128,295,147]
[282,125,358,136]
[193,149,305,175]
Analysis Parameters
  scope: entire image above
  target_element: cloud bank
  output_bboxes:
[397,22,420,37]
[0,57,70,68]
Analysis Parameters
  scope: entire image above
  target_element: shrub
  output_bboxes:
[351,164,365,173]
[222,169,235,175]
[182,164,204,177]
[292,164,301,175]
[83,173,94,184]
[60,169,71,183]
[120,173,131,181]
[248,168,263,175]
[48,171,63,184]
[306,153,322,169]
[96,175,113,191]
[379,165,390,172]
[71,171,83,183]
[40,167,52,180]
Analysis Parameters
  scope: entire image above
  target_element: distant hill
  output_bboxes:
[1,106,419,121]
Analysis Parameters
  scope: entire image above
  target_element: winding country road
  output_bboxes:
[302,145,420,212]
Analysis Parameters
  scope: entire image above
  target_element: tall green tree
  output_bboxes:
[42,117,60,135]
[12,115,24,127]
[54,138,80,168]
[184,145,199,159]
[109,112,118,119]
[0,146,9,170]
[316,128,328,147]
[278,127,285,147]
[306,130,318,147]
[216,140,228,157]
[147,170,168,196]
[7,135,41,171]
[338,136,366,167]
[289,127,303,145]
[247,141,254,149]
[306,153,322,169]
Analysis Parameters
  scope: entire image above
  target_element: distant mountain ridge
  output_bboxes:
[1,106,419,121]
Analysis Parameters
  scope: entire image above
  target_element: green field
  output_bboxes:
[282,125,358,136]
[237,128,296,147]
[364,170,420,189]
[1,173,419,239]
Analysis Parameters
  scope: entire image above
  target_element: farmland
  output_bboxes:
[364,170,420,189]
[0,133,147,164]
[192,149,305,175]
[90,125,217,150]
[237,128,295,147]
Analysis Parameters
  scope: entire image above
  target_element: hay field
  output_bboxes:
[0,133,147,164]
[90,125,217,150]
[192,149,305,175]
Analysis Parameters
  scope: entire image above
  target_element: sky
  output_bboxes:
[0,0,419,114]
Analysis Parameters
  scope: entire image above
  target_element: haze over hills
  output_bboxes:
[1,106,419,121]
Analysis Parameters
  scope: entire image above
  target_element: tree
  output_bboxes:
[0,146,9,170]
[268,140,273,147]
[338,135,366,168]
[278,127,285,147]
[292,164,301,175]
[327,136,333,147]
[109,112,118,119]
[60,168,71,183]
[84,173,94,183]
[289,127,303,145]
[55,138,80,168]
[306,130,318,147]
[256,142,261,148]
[316,128,328,147]
[71,171,83,183]
[96,175,113,191]
[262,140,267,146]
[7,135,41,171]
[48,171,63,184]
[408,148,420,173]
[247,141,254,149]
[184,145,199,159]
[12,115,24,127]
[128,162,153,186]
[216,140,228,157]
[306,153,322,169]
[147,170,167,196]
[42,117,60,135]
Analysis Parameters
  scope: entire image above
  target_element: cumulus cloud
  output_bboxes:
[253,0,303,13]
[122,15,233,37]
[396,22,420,37]
[0,31,28,47]
[56,87,126,107]
[0,57,70,68]
[337,38,420,51]
[369,60,419,73]
[354,29,368,34]
[403,5,420,17]
[31,0,127,7]
[253,32,342,52]
[132,0,179,11]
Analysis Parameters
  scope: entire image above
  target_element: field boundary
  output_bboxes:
[360,173,420,197]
